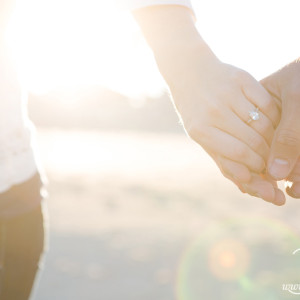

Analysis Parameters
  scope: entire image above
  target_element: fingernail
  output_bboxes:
[269,158,290,179]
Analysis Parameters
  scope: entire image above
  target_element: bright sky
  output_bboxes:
[6,0,300,99]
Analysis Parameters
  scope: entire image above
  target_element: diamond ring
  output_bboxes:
[247,107,260,123]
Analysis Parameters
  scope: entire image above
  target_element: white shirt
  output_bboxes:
[0,49,39,193]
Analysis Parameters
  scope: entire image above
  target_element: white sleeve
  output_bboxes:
[116,0,193,11]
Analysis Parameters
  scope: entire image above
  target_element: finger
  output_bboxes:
[231,99,275,146]
[212,107,270,163]
[210,154,249,193]
[211,153,285,205]
[273,188,286,206]
[213,155,252,183]
[258,173,286,206]
[260,76,282,110]
[286,159,300,182]
[286,159,300,197]
[268,125,300,180]
[242,75,281,127]
[287,182,300,198]
[241,173,286,205]
[260,172,286,205]
[263,66,300,180]
[241,174,275,202]
[194,127,266,173]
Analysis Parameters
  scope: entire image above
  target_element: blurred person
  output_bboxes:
[0,0,46,299]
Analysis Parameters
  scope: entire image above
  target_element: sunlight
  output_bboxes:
[194,0,300,79]
[6,0,300,98]
[7,0,164,98]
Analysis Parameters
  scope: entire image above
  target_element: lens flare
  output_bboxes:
[209,239,250,281]
[176,217,300,300]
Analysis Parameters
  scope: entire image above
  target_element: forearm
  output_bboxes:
[133,4,283,204]
[133,5,216,87]
[133,5,198,50]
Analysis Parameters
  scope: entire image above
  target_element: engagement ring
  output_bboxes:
[247,107,260,123]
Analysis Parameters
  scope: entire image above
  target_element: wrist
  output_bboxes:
[134,5,217,87]
[133,5,197,49]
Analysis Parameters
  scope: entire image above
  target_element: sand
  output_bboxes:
[32,129,300,300]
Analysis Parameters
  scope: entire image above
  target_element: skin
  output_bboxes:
[133,5,283,205]
[1,3,296,205]
[261,59,300,198]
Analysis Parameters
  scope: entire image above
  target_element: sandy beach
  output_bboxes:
[30,129,300,300]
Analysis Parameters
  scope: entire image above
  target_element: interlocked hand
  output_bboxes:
[261,60,300,198]
[134,5,299,206]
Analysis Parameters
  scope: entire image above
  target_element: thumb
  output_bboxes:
[261,60,300,180]
[268,96,300,180]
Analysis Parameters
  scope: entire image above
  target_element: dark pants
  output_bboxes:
[0,173,46,300]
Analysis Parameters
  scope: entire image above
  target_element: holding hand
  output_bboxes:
[261,59,300,197]
[134,5,282,204]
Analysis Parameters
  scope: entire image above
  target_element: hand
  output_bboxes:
[169,56,278,174]
[214,156,286,205]
[170,57,284,205]
[169,56,286,205]
[133,5,282,204]
[261,59,300,197]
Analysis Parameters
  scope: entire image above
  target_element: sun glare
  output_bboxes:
[6,0,300,98]
[7,0,164,98]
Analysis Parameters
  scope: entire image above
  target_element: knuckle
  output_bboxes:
[230,68,247,82]
[235,144,265,172]
[276,129,300,148]
[248,134,264,151]
[249,156,265,173]
[254,158,265,173]
[218,86,235,99]
[219,166,231,180]
[217,160,233,180]
[288,85,300,101]
[261,94,273,110]
[259,118,273,134]
[206,102,222,119]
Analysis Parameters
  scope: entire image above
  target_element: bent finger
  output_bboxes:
[241,173,285,205]
[242,76,280,127]
[214,108,270,163]
[231,97,275,146]
[197,127,266,173]
[214,155,252,184]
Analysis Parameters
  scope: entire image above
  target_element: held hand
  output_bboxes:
[134,5,281,204]
[164,51,282,204]
[261,59,300,197]
[213,155,286,205]
[169,55,279,173]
